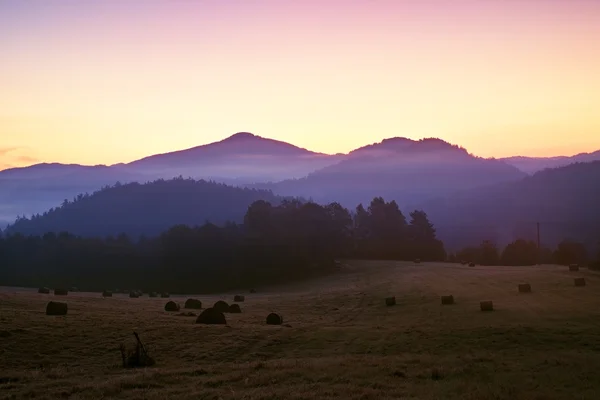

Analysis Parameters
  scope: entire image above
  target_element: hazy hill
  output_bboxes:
[421,161,600,250]
[502,150,600,174]
[3,178,291,238]
[0,133,341,225]
[261,137,527,208]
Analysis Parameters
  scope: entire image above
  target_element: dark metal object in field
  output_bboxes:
[480,301,494,311]
[441,295,454,305]
[574,277,586,287]
[385,297,396,306]
[518,284,532,293]
[120,331,155,368]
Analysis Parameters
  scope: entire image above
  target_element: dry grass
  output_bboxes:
[2,261,600,399]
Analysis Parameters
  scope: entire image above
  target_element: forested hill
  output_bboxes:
[3,178,291,238]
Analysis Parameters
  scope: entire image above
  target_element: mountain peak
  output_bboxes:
[224,132,258,141]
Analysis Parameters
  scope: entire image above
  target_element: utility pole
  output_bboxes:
[536,222,541,265]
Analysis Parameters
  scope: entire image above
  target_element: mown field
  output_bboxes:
[2,261,600,399]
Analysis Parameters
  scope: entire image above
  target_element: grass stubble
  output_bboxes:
[1,261,600,399]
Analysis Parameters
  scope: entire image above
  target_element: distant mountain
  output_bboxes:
[502,150,600,174]
[4,178,291,238]
[125,132,343,181]
[259,137,527,208]
[0,132,342,225]
[420,161,600,250]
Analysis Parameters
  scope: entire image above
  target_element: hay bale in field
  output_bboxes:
[70,287,79,292]
[129,291,139,298]
[229,304,242,313]
[234,295,245,302]
[196,308,227,325]
[160,292,170,298]
[480,301,494,311]
[385,297,396,306]
[569,264,579,271]
[184,299,203,309]
[468,262,476,267]
[46,301,67,316]
[250,288,257,294]
[38,287,50,294]
[414,258,421,264]
[266,313,283,325]
[213,300,230,313]
[149,292,158,298]
[574,277,586,287]
[164,301,180,312]
[441,295,454,305]
[518,283,532,293]
[54,288,68,296]
[102,290,113,297]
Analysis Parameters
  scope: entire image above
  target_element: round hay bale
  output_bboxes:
[266,313,283,325]
[38,287,50,294]
[184,299,203,309]
[385,297,396,306]
[229,304,242,313]
[70,287,79,292]
[54,288,68,296]
[213,300,230,313]
[574,277,586,287]
[468,262,476,267]
[129,291,139,298]
[441,295,454,305]
[234,295,245,302]
[569,264,580,272]
[480,301,494,311]
[161,292,170,298]
[164,301,180,312]
[249,288,257,294]
[102,290,113,297]
[518,283,532,293]
[414,258,421,264]
[46,301,67,316]
[149,292,158,298]
[196,308,227,325]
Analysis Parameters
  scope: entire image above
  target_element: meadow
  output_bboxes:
[1,261,600,399]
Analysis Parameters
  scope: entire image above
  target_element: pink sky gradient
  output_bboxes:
[1,0,599,168]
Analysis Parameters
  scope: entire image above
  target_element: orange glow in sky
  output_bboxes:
[1,0,600,169]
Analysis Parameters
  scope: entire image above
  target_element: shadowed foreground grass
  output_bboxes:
[2,261,600,399]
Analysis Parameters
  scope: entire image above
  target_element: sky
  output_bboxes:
[1,0,600,169]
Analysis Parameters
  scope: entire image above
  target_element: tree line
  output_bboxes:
[0,196,598,294]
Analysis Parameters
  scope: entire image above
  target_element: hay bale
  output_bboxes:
[161,292,170,298]
[441,295,454,305]
[54,288,68,296]
[46,301,67,316]
[184,299,203,309]
[164,301,180,312]
[213,300,230,313]
[266,313,283,325]
[38,287,50,294]
[468,262,476,267]
[234,295,245,302]
[574,277,586,287]
[149,292,158,298]
[196,308,227,325]
[229,304,242,313]
[102,290,113,297]
[480,301,494,311]
[518,283,532,293]
[129,291,139,298]
[569,264,579,271]
[250,289,257,294]
[70,287,79,292]
[385,297,396,306]
[414,258,421,264]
